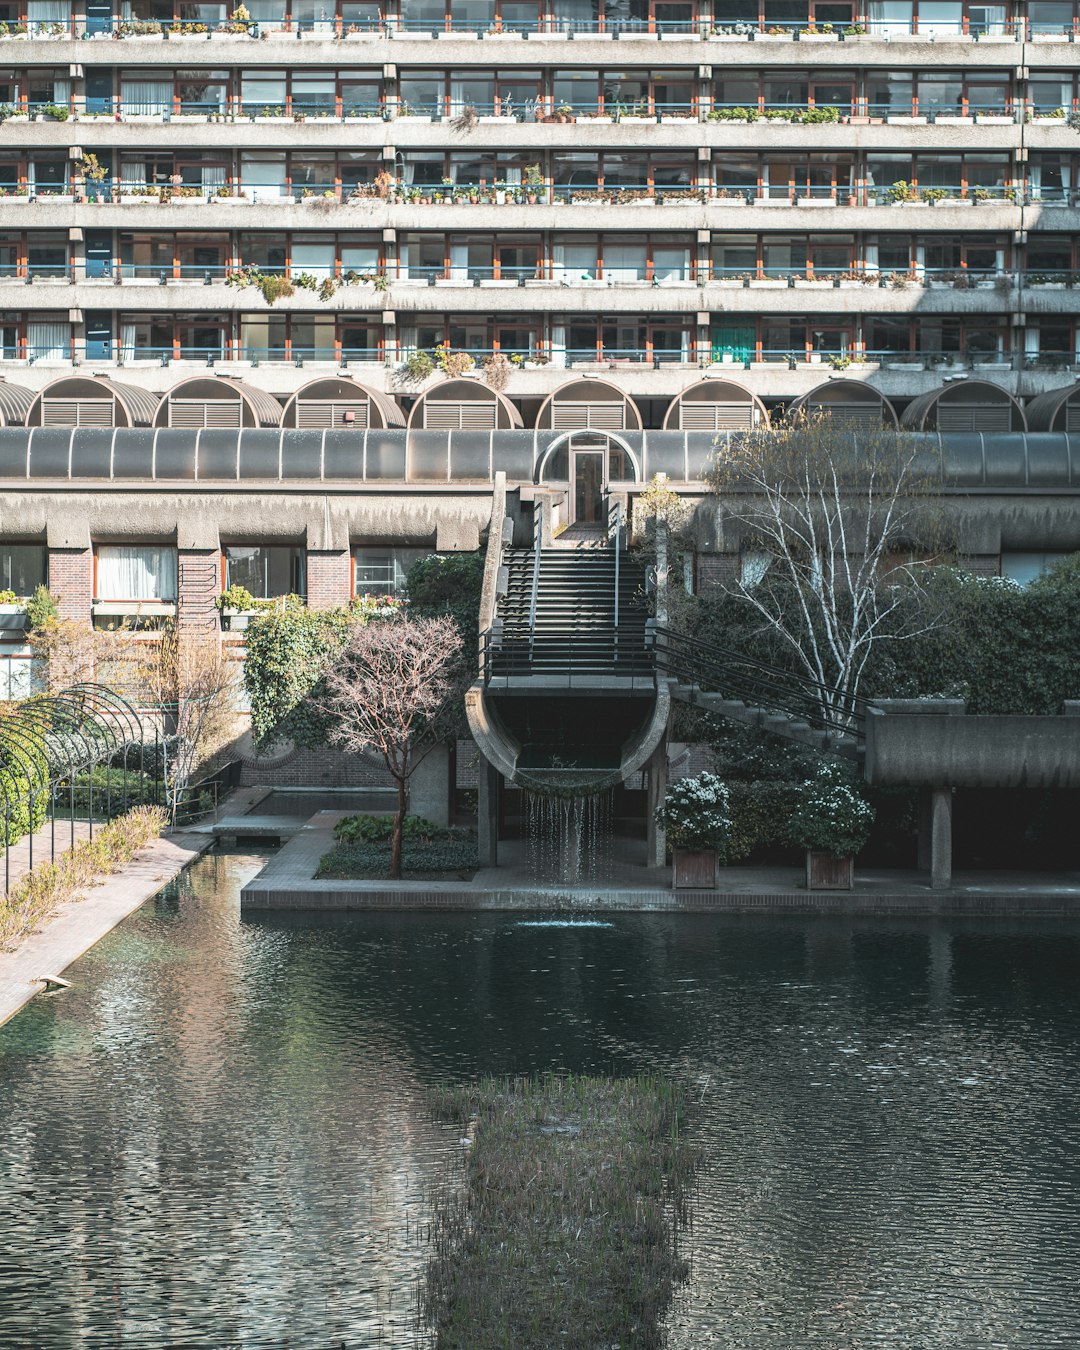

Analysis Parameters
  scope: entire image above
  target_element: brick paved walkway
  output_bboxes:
[0,829,210,1027]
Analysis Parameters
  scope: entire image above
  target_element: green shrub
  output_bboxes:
[316,834,479,877]
[655,772,732,854]
[24,585,59,631]
[788,765,875,857]
[0,805,168,947]
[334,812,450,843]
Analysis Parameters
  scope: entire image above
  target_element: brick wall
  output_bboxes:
[695,554,739,590]
[306,549,351,610]
[957,555,1000,577]
[48,548,93,623]
[239,740,394,787]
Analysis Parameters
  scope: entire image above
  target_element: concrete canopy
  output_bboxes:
[281,376,405,429]
[26,376,159,428]
[407,378,523,429]
[788,379,899,428]
[535,377,644,432]
[152,377,282,429]
[1024,382,1080,433]
[900,380,1027,432]
[662,379,769,431]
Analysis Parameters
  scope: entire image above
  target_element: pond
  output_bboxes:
[2,849,1080,1348]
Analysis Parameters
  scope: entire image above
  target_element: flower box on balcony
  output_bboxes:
[0,604,28,629]
[795,197,835,208]
[708,196,746,207]
[219,607,261,631]
[748,278,786,288]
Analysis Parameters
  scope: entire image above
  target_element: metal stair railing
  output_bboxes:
[652,625,866,741]
[607,498,622,639]
[527,506,542,659]
[482,629,655,688]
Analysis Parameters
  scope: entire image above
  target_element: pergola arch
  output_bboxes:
[0,684,161,889]
[407,379,523,430]
[26,376,158,428]
[900,380,1027,433]
[281,376,405,429]
[662,379,769,431]
[153,377,282,429]
[534,378,643,433]
[788,380,899,429]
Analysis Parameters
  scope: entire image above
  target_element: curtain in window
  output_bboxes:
[122,80,172,115]
[449,241,469,281]
[97,546,178,601]
[201,164,226,190]
[551,323,567,367]
[604,243,646,282]
[450,79,466,117]
[292,241,335,278]
[28,1,68,26]
[27,321,70,360]
[120,321,137,356]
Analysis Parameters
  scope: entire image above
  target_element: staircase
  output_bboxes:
[489,547,650,679]
[655,626,866,760]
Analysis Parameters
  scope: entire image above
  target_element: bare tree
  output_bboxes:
[706,417,947,723]
[319,614,464,878]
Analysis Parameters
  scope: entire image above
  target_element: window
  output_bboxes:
[224,546,306,599]
[354,548,427,596]
[0,544,45,596]
[1000,553,1074,585]
[96,546,178,602]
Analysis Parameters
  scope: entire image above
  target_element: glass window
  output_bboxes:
[96,545,178,601]
[354,548,426,596]
[224,545,305,598]
[1000,553,1073,584]
[0,544,45,595]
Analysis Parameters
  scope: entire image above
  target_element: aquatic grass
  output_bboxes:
[421,1073,698,1350]
[0,806,168,949]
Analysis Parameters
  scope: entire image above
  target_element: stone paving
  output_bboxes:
[239,815,1080,916]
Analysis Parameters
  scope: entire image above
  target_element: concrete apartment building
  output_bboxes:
[2,0,1080,717]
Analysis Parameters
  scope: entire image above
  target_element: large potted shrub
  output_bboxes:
[788,767,875,891]
[655,772,732,889]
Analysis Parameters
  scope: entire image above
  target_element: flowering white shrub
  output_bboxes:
[655,772,733,854]
[787,764,875,858]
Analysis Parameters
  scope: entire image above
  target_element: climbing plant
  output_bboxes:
[243,607,355,748]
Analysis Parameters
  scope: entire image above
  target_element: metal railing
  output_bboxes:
[653,625,866,739]
[482,629,655,685]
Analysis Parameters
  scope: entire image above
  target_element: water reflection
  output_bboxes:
[1,853,1079,1348]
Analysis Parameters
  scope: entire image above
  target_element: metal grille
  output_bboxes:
[679,403,754,430]
[169,400,243,429]
[296,400,370,429]
[41,399,114,428]
[811,404,882,427]
[938,404,1012,432]
[551,402,626,431]
[424,401,498,429]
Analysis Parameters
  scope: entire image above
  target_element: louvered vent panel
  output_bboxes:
[552,402,626,431]
[938,404,1012,432]
[1066,404,1080,432]
[425,401,497,429]
[681,403,754,430]
[815,403,881,426]
[297,400,370,428]
[42,399,114,427]
[169,400,242,428]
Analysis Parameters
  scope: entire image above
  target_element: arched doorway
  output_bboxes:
[537,429,641,527]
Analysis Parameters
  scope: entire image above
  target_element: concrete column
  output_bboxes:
[477,759,499,867]
[917,788,933,871]
[930,787,953,890]
[409,743,450,828]
[645,740,668,869]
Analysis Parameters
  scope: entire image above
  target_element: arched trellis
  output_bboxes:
[0,683,165,893]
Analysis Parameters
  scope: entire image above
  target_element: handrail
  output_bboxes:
[527,508,542,658]
[607,498,622,634]
[653,624,866,739]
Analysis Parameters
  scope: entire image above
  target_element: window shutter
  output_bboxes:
[551,402,626,431]
[424,401,497,429]
[812,403,881,428]
[938,403,1012,432]
[680,403,753,430]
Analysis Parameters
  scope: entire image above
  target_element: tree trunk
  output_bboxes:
[390,775,407,879]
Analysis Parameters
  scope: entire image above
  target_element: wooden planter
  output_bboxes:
[806,851,854,891]
[672,848,718,890]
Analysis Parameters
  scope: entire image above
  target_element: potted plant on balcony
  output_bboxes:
[788,764,874,891]
[655,771,732,889]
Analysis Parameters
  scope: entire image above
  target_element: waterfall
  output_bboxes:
[523,786,615,885]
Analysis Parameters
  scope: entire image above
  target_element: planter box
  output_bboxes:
[806,851,853,890]
[0,604,28,630]
[795,198,835,208]
[708,197,745,207]
[672,847,717,889]
[219,608,262,631]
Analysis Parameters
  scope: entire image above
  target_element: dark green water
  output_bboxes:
[2,849,1080,1349]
